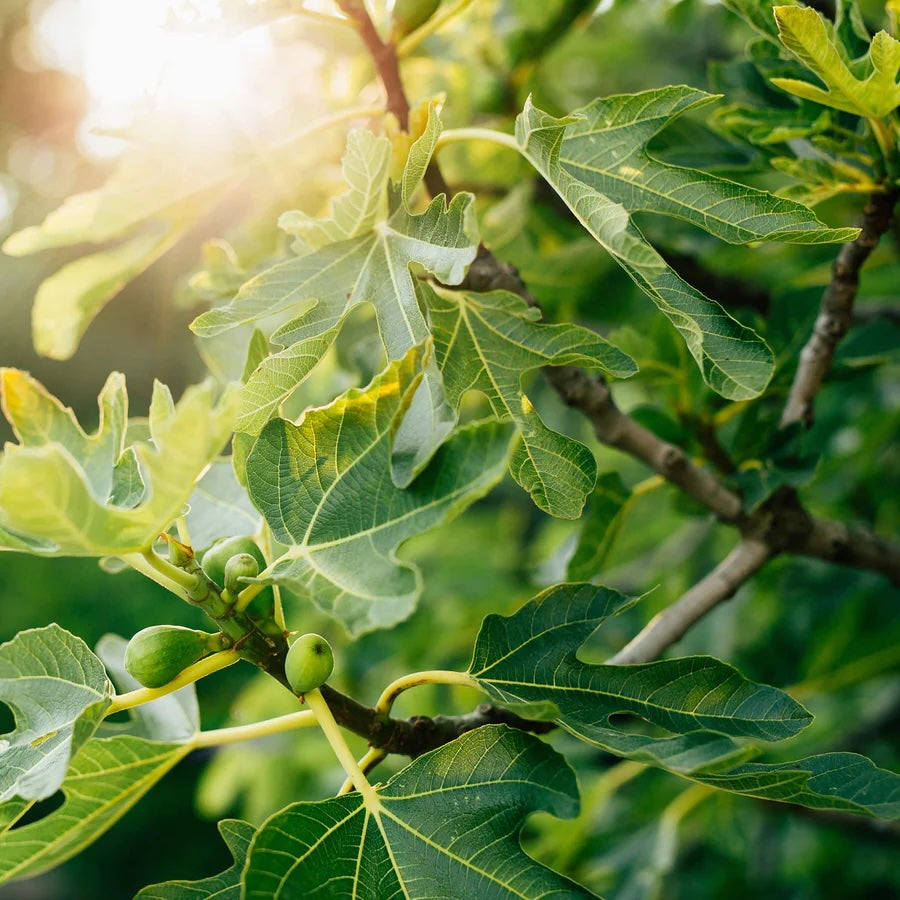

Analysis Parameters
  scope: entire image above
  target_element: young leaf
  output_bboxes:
[242,726,591,898]
[136,819,254,899]
[0,735,190,884]
[468,583,900,817]
[0,625,112,803]
[191,126,479,480]
[771,5,900,118]
[424,283,636,518]
[246,343,512,635]
[0,373,239,556]
[513,88,858,398]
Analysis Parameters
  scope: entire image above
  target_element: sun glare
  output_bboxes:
[31,0,279,155]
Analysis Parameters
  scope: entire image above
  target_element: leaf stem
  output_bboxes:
[436,127,521,154]
[142,546,202,591]
[105,649,241,715]
[374,670,479,716]
[118,549,194,598]
[305,688,378,802]
[271,104,387,155]
[338,747,387,795]
[233,582,266,613]
[191,708,317,749]
[396,0,476,56]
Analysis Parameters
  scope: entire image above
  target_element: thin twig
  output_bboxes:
[781,189,899,428]
[608,540,772,665]
[335,0,450,198]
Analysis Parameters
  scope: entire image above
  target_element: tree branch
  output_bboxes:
[318,684,555,758]
[607,540,772,665]
[781,189,899,428]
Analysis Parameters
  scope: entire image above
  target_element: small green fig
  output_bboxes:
[285,633,334,695]
[200,535,265,587]
[224,552,260,596]
[124,625,221,688]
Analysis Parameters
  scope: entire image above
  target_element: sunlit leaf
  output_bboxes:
[772,5,900,118]
[30,222,186,361]
[0,626,111,803]
[0,372,239,556]
[191,124,479,482]
[2,141,240,255]
[424,282,636,517]
[136,819,254,899]
[242,726,591,898]
[0,735,189,884]
[246,343,512,635]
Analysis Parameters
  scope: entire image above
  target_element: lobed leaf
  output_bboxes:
[192,125,479,481]
[772,5,900,118]
[424,283,636,518]
[246,343,512,635]
[513,88,858,398]
[468,583,900,817]
[0,626,112,803]
[242,726,591,899]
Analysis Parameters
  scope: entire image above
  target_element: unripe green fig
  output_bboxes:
[200,535,265,587]
[224,552,260,595]
[285,633,334,695]
[124,625,221,688]
[391,0,441,40]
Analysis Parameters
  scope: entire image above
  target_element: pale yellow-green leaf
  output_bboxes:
[772,5,900,118]
[0,373,239,555]
[31,222,186,361]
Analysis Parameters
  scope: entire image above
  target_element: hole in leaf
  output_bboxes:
[0,701,14,735]
[9,790,64,830]
[607,711,675,738]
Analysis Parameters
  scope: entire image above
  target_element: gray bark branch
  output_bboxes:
[781,189,898,428]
